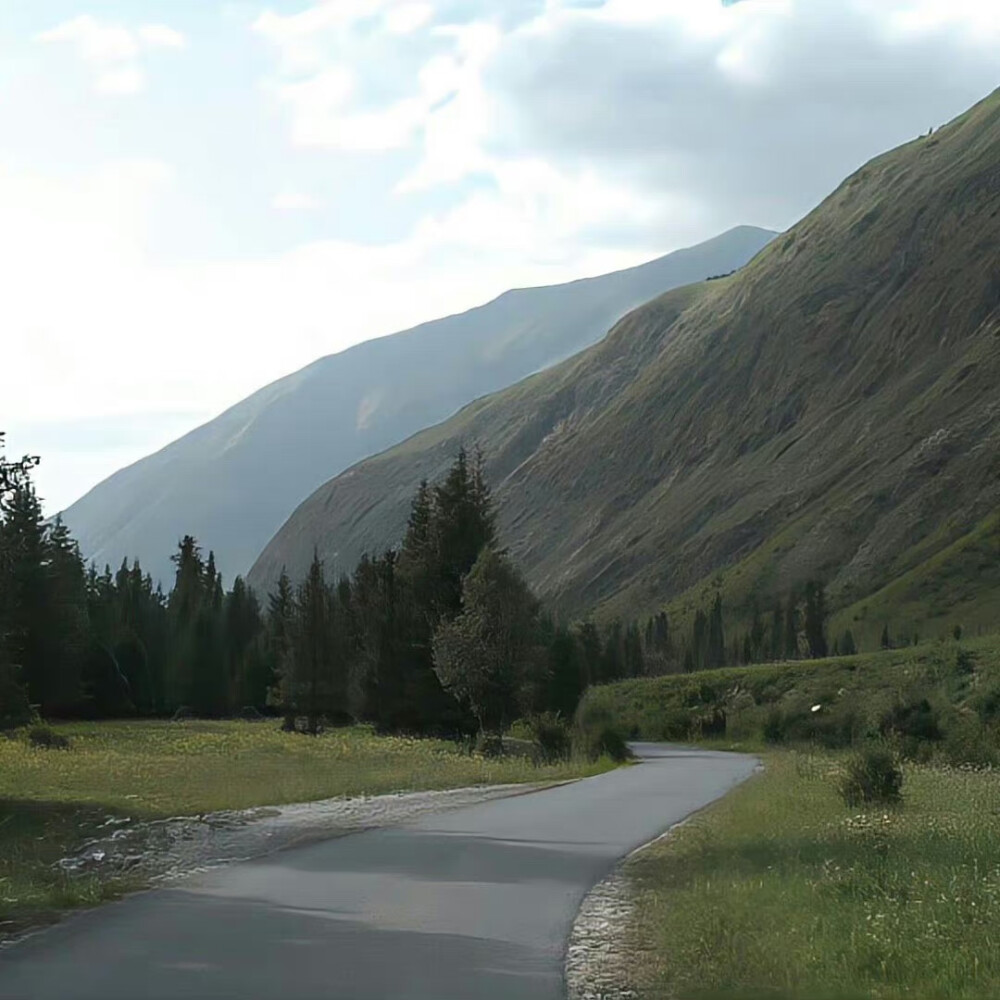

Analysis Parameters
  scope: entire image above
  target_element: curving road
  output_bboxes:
[0,745,756,999]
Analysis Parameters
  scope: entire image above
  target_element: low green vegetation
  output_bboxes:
[578,634,1000,761]
[587,635,1000,998]
[0,719,611,936]
[626,752,1000,999]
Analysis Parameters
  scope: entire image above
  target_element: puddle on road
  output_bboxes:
[56,784,532,885]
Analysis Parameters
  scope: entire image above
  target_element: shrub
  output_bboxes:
[879,696,942,759]
[656,707,694,741]
[839,746,903,808]
[529,713,571,763]
[763,708,787,743]
[956,647,976,675]
[941,717,997,769]
[27,724,70,750]
[576,723,631,762]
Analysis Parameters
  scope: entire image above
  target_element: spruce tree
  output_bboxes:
[770,602,784,662]
[707,594,726,669]
[266,569,295,728]
[783,594,799,659]
[840,629,858,656]
[803,581,828,659]
[692,609,709,671]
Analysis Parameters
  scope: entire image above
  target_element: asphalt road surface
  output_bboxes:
[0,745,756,1000]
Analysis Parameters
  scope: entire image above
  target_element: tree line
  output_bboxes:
[0,431,860,735]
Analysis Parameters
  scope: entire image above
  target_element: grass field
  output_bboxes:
[0,720,609,936]
[626,751,1000,999]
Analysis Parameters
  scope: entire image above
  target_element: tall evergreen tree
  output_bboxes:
[692,609,709,671]
[289,552,348,732]
[707,593,726,669]
[266,569,296,728]
[783,593,800,659]
[803,581,829,659]
[769,601,784,662]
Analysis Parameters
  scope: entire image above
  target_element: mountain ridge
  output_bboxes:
[60,225,776,585]
[249,88,1000,643]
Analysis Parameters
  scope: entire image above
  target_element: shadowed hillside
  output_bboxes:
[59,226,774,585]
[250,89,1000,640]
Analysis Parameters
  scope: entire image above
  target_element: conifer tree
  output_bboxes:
[707,593,726,669]
[266,569,296,728]
[784,593,800,659]
[803,581,828,659]
[770,601,784,662]
[692,609,709,671]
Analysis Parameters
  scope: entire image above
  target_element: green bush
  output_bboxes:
[528,713,571,762]
[839,746,903,808]
[27,725,70,750]
[941,716,997,769]
[575,714,631,762]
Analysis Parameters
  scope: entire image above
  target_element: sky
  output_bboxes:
[2,0,999,514]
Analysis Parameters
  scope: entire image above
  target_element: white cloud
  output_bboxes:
[0,156,645,491]
[384,3,435,35]
[272,190,325,210]
[37,14,186,96]
[10,0,1000,514]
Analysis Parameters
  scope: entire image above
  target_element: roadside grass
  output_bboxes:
[0,720,611,935]
[626,751,1000,1000]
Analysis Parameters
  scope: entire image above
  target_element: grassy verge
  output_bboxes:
[626,751,1000,999]
[0,720,610,935]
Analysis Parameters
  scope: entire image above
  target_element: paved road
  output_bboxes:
[0,745,756,999]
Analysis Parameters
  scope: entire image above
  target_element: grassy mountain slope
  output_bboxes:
[250,90,1000,641]
[59,226,774,586]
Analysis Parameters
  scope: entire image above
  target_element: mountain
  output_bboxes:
[249,90,1000,646]
[59,226,776,585]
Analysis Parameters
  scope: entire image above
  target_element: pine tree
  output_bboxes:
[290,552,348,733]
[44,517,89,712]
[784,593,799,659]
[225,577,265,710]
[167,535,205,709]
[770,602,784,662]
[692,609,709,671]
[544,626,585,719]
[266,569,295,728]
[803,581,828,659]
[840,628,857,656]
[748,601,766,663]
[2,484,51,711]
[576,622,603,687]
[707,593,726,669]
[0,438,39,726]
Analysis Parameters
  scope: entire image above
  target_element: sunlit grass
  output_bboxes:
[0,719,611,935]
[627,752,1000,999]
